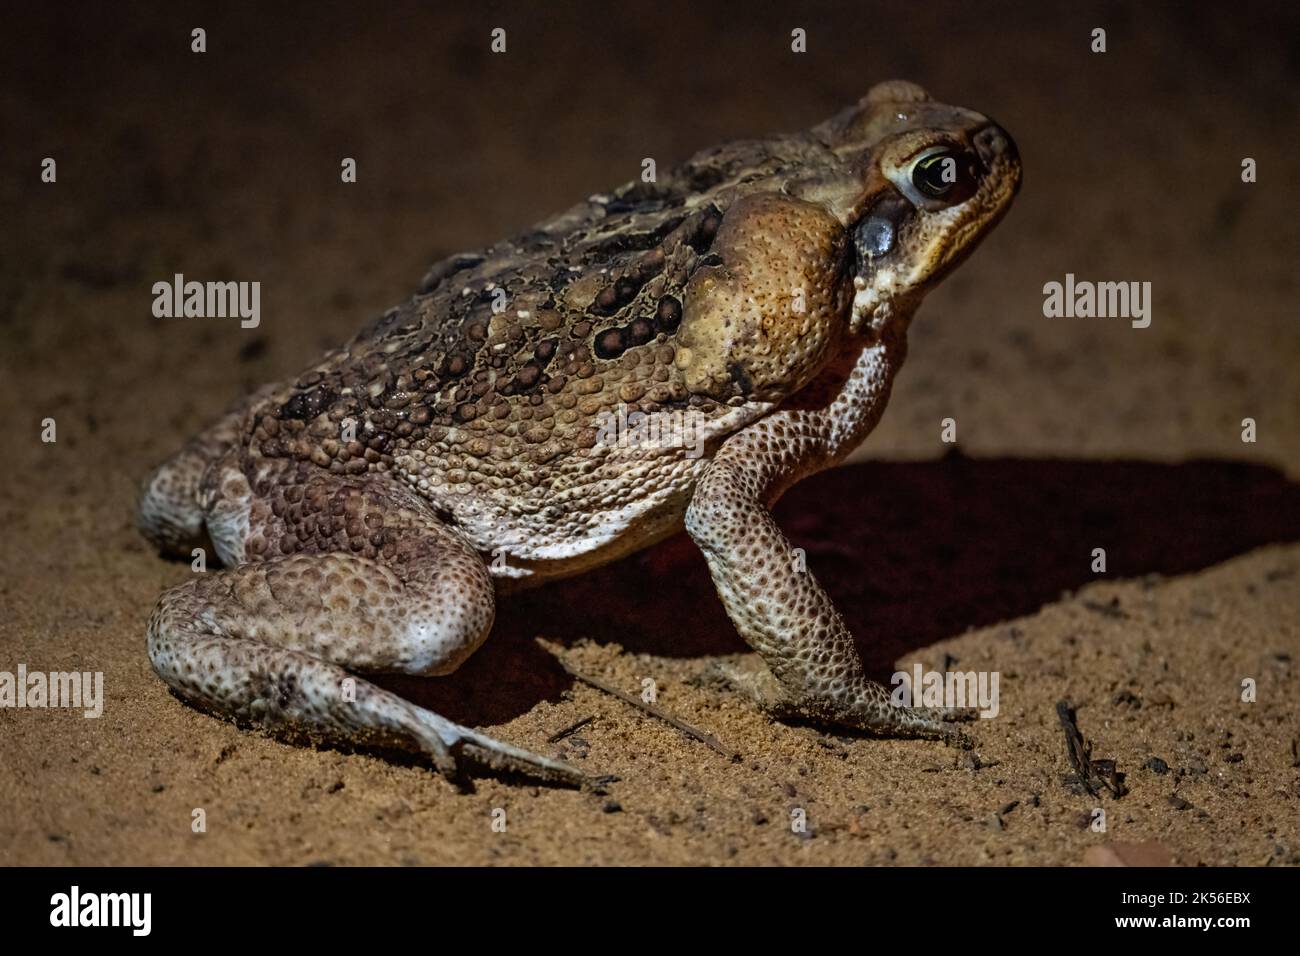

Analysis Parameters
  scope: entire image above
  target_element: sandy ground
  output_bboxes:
[2,1,1298,865]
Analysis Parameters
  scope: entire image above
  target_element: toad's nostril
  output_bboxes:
[973,124,1016,167]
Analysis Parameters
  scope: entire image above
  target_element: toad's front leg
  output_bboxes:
[685,338,970,745]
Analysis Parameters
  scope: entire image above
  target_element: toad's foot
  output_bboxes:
[705,659,974,748]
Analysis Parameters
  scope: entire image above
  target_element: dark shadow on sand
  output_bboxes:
[382,453,1300,726]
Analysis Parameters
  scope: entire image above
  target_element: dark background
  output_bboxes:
[2,0,1298,866]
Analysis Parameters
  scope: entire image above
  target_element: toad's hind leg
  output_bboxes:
[145,470,591,786]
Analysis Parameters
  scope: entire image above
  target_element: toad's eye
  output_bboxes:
[910,149,978,204]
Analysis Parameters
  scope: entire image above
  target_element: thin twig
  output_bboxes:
[1056,699,1126,798]
[547,715,596,743]
[1056,700,1094,794]
[552,656,740,761]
